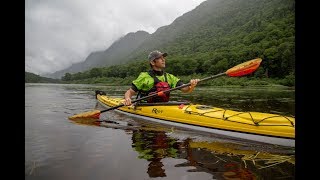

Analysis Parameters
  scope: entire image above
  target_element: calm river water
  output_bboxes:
[25,83,295,180]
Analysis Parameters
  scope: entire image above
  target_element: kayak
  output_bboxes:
[96,92,295,147]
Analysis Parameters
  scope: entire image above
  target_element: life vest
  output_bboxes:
[137,71,171,103]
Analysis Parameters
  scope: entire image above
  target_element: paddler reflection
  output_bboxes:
[130,128,294,179]
[77,119,294,179]
[131,129,182,177]
[69,117,294,179]
[131,129,258,179]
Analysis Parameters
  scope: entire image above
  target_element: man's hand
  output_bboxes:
[180,79,200,93]
[189,79,200,88]
[123,88,137,106]
[123,98,132,106]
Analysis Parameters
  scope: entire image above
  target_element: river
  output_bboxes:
[25,83,295,179]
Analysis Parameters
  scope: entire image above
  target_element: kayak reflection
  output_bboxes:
[130,128,294,179]
[70,118,295,179]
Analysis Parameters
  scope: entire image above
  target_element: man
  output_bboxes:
[123,50,200,106]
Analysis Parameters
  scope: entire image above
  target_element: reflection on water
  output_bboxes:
[69,118,101,127]
[26,83,295,180]
[72,118,295,179]
[133,130,172,177]
[132,129,294,179]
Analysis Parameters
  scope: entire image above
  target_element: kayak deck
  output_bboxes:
[96,94,295,147]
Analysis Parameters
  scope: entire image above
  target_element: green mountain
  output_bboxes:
[48,31,150,78]
[25,72,61,83]
[49,0,295,80]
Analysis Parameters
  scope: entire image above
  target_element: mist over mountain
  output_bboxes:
[45,0,294,79]
[45,30,150,78]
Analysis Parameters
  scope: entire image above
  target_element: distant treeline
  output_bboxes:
[25,72,62,83]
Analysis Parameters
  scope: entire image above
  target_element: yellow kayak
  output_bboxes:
[96,93,295,147]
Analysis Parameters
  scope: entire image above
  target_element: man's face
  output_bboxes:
[152,56,166,69]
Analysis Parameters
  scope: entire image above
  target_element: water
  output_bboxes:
[25,83,295,179]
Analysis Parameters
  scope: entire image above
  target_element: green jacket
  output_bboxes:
[132,71,181,92]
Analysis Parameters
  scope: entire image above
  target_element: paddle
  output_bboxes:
[68,58,262,120]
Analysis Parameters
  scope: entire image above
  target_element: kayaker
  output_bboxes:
[123,50,200,106]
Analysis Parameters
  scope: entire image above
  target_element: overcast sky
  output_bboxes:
[25,0,207,75]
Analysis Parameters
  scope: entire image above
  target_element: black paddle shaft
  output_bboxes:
[100,72,226,113]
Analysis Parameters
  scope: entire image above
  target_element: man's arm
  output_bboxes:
[123,88,137,106]
[180,79,200,93]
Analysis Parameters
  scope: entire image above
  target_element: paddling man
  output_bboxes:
[123,50,200,106]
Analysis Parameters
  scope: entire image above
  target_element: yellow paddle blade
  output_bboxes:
[69,117,101,127]
[226,58,262,77]
[68,110,101,120]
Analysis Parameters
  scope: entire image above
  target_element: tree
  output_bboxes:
[62,73,72,81]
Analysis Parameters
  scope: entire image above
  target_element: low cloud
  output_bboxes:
[25,0,206,75]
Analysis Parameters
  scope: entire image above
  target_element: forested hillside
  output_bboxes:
[25,72,61,83]
[61,0,295,85]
